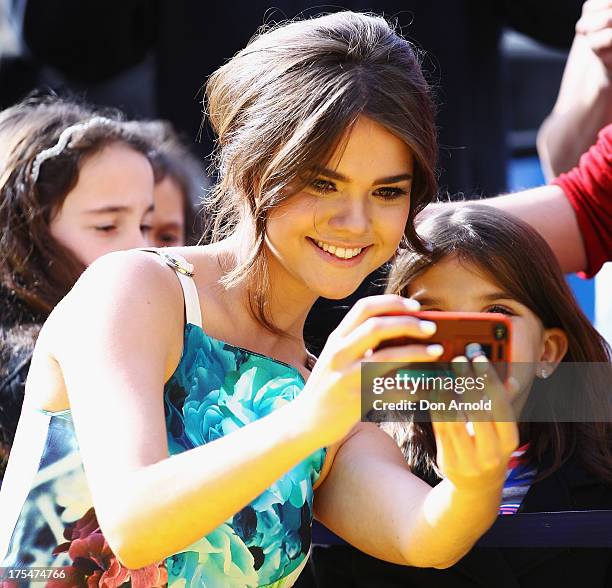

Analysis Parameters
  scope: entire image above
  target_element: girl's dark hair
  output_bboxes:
[136,120,207,246]
[204,11,438,333]
[0,96,161,476]
[0,95,160,317]
[386,204,612,485]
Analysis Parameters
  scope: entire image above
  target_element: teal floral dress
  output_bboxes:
[0,321,326,588]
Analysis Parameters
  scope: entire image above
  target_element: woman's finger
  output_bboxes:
[330,315,437,368]
[470,356,519,452]
[432,420,457,472]
[470,421,503,470]
[333,295,420,338]
[472,356,515,421]
[444,420,479,475]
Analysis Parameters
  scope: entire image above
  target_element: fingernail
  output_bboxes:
[403,298,420,311]
[420,320,437,335]
[465,342,484,360]
[427,344,444,356]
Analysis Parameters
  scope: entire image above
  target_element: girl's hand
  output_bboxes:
[432,355,519,494]
[296,295,442,447]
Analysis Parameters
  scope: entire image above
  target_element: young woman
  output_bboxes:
[0,96,159,481]
[313,204,612,587]
[0,14,519,588]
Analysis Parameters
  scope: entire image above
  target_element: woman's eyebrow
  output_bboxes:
[312,166,412,184]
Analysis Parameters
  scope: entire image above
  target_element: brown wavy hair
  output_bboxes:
[386,204,612,485]
[204,11,438,333]
[0,95,160,316]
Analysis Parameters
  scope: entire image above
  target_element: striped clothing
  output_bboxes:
[499,443,537,515]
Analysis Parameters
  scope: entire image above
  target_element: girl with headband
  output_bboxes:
[1,14,519,587]
[0,96,159,482]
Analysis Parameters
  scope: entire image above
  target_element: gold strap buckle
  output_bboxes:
[161,253,194,277]
[138,248,195,277]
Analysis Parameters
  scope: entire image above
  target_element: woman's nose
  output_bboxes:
[329,197,370,235]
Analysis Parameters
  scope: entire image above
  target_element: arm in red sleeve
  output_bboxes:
[552,124,612,278]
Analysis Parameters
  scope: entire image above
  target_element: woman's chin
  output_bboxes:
[313,282,363,300]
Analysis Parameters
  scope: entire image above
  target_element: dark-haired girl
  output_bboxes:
[0,97,159,481]
[314,204,612,587]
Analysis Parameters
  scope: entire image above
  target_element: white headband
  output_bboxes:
[30,116,117,184]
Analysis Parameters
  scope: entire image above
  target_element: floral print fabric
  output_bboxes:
[1,323,325,587]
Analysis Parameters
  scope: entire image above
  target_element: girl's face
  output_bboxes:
[150,176,186,247]
[49,142,155,266]
[265,116,414,300]
[404,255,568,405]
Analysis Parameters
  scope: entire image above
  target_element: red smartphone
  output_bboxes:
[376,310,512,375]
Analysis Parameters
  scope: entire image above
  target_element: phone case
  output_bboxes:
[376,310,512,379]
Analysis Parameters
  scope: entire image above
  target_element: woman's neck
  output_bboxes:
[211,235,317,355]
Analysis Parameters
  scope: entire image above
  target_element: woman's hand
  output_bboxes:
[296,295,442,447]
[432,355,519,494]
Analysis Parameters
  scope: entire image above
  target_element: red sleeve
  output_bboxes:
[551,124,612,279]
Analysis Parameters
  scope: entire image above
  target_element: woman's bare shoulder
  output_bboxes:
[164,244,228,280]
[43,249,186,357]
[30,250,188,411]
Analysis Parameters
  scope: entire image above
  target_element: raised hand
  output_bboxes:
[296,295,442,447]
[576,0,612,71]
[432,355,519,493]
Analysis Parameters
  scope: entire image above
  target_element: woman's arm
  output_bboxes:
[422,120,612,278]
[46,259,440,570]
[421,188,586,275]
[315,424,502,568]
[315,359,518,569]
[46,250,328,569]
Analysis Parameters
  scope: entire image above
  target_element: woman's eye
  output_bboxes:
[374,187,408,200]
[487,304,515,316]
[310,179,336,194]
[95,225,116,233]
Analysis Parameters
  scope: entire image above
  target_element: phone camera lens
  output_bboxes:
[493,324,507,340]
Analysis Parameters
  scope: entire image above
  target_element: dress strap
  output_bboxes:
[138,248,203,328]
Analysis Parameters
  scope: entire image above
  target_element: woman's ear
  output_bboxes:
[537,328,568,379]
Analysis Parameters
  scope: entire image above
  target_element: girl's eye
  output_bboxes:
[374,187,408,200]
[487,304,515,316]
[158,233,180,245]
[95,225,116,233]
[140,224,153,234]
[310,179,336,194]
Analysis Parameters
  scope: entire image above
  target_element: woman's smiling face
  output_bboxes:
[265,116,414,300]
